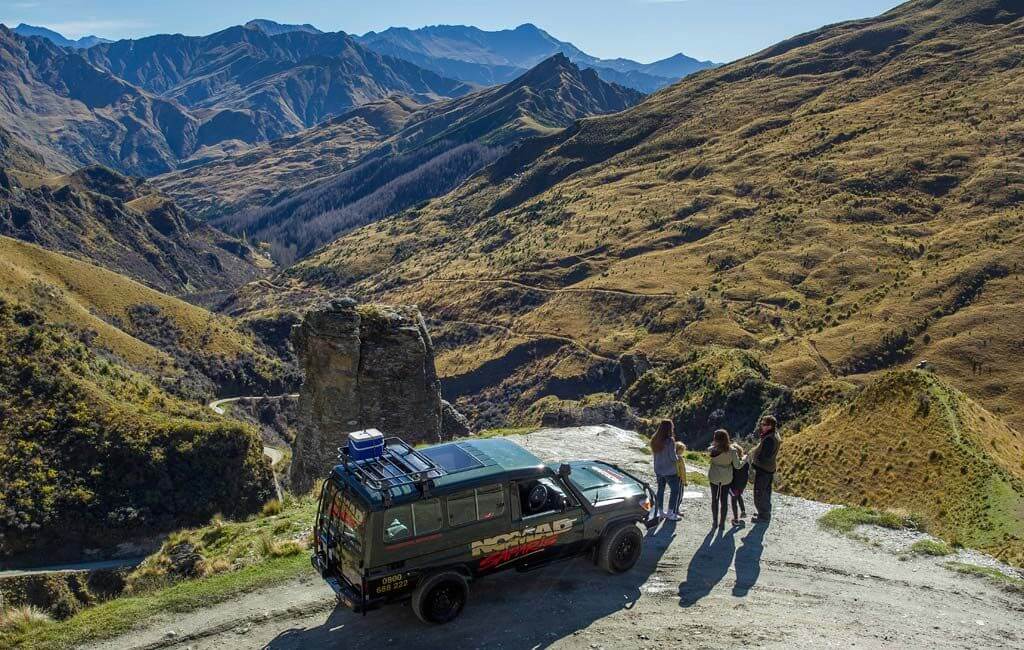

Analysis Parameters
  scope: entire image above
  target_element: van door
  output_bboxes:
[314,479,369,593]
[472,475,587,572]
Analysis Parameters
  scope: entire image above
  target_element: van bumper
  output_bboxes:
[312,554,366,611]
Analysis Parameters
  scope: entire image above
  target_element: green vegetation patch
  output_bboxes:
[944,562,1024,594]
[475,426,540,439]
[0,299,274,558]
[819,506,923,535]
[0,555,312,650]
[624,346,788,447]
[686,471,709,487]
[682,451,710,467]
[1,493,319,649]
[910,539,954,556]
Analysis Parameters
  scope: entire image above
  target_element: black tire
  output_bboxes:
[596,523,643,574]
[411,571,469,624]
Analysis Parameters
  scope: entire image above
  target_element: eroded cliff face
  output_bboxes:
[289,298,446,492]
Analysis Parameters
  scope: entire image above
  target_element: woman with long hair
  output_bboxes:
[707,428,742,529]
[650,419,681,521]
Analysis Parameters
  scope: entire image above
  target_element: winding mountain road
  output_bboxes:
[208,395,298,470]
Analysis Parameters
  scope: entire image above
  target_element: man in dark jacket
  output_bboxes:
[746,415,781,523]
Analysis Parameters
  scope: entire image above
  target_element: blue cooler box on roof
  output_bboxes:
[348,428,385,461]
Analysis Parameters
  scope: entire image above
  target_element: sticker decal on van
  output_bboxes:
[471,518,576,570]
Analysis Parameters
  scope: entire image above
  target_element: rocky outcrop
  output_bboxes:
[441,400,472,438]
[289,298,451,492]
[539,399,649,433]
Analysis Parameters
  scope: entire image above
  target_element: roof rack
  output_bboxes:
[338,437,446,505]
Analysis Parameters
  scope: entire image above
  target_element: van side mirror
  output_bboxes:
[558,463,572,478]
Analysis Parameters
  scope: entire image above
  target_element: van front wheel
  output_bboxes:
[412,571,469,624]
[597,523,643,574]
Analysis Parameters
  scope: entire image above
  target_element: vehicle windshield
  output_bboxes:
[320,479,367,554]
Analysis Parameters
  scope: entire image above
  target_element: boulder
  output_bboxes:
[441,400,472,438]
[166,542,202,578]
[289,299,447,492]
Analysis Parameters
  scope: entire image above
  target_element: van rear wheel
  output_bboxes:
[597,523,643,574]
[412,571,468,624]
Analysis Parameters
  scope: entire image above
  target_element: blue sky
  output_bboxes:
[1,0,905,63]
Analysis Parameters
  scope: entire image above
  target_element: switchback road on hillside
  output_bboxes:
[425,276,679,299]
[208,395,298,470]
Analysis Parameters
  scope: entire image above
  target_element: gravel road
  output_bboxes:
[91,426,1024,650]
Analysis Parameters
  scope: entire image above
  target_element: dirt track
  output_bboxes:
[92,427,1024,650]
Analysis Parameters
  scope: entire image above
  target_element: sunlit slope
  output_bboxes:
[287,0,1024,428]
[0,297,274,558]
[0,236,281,390]
[778,370,1024,567]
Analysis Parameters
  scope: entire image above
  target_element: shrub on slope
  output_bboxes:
[0,299,275,559]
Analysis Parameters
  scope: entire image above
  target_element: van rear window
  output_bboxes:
[321,481,367,553]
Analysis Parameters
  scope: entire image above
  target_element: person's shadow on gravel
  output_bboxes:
[732,521,767,597]
[678,527,736,607]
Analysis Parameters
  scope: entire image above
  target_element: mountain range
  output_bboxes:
[0,24,472,175]
[12,23,111,48]
[82,26,472,138]
[284,0,1024,438]
[355,23,717,92]
[160,54,643,262]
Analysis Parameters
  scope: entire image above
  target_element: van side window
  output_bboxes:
[383,499,443,543]
[446,485,507,527]
[476,485,506,521]
[383,505,412,543]
[413,499,443,536]
[447,491,477,527]
[518,478,570,518]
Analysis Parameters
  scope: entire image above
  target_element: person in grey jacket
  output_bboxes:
[650,420,681,521]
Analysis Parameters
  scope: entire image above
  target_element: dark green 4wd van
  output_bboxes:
[312,436,656,624]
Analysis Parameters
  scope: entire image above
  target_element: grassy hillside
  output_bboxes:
[0,494,317,649]
[0,165,272,299]
[0,297,275,559]
[279,0,1024,431]
[0,236,286,399]
[778,370,1024,567]
[155,97,422,220]
[202,55,642,263]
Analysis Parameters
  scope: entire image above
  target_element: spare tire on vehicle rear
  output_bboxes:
[412,570,469,624]
[596,523,643,574]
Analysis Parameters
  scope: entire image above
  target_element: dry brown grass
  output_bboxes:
[0,605,52,631]
[0,236,279,377]
[282,0,1024,434]
[779,370,1024,566]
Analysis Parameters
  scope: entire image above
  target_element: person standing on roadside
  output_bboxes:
[729,454,750,526]
[746,415,782,523]
[674,440,688,517]
[650,420,681,521]
[707,429,742,529]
